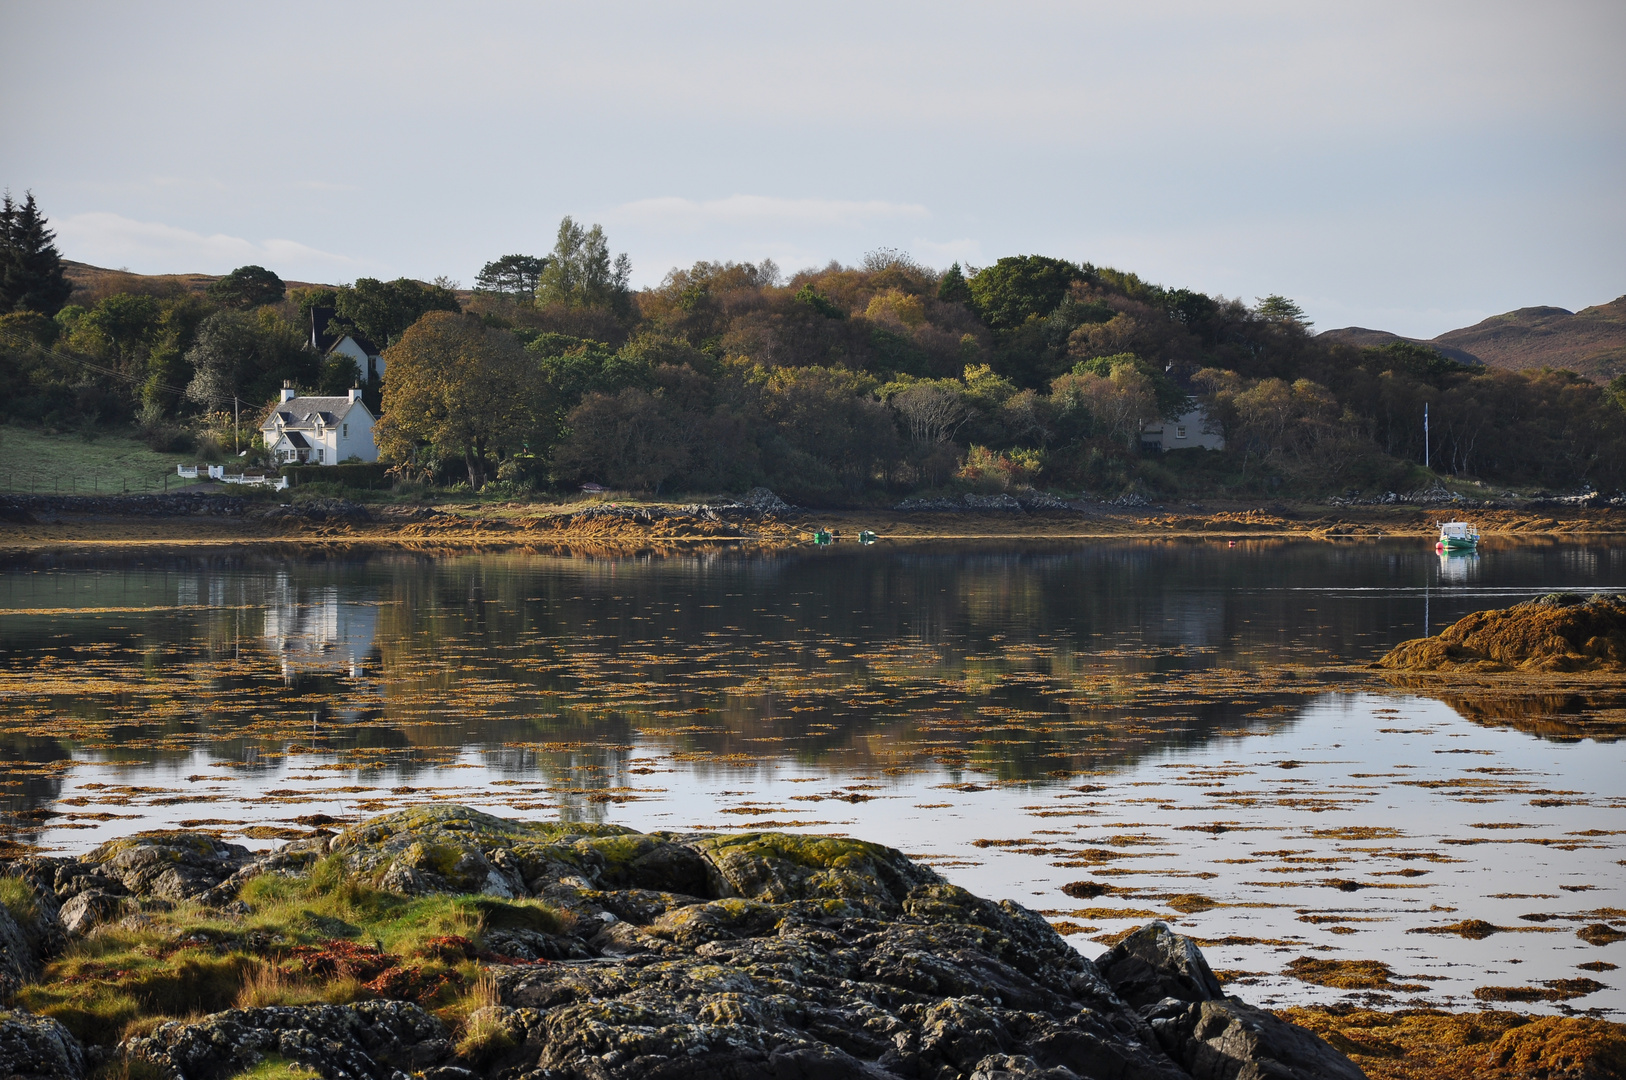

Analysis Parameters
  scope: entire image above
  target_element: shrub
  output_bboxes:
[958,445,1043,490]
[281,462,390,488]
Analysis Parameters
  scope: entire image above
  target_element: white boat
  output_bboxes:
[1436,521,1479,551]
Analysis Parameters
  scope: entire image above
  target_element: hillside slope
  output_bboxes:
[1321,295,1626,381]
[61,260,334,307]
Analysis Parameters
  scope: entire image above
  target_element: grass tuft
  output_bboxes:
[13,856,566,1049]
[453,973,513,1065]
[0,875,39,925]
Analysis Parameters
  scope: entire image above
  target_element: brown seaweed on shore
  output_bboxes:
[1376,592,1626,740]
[1377,592,1626,674]
[1278,1006,1626,1080]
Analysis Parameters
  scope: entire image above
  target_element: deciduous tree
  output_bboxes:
[535,217,631,313]
[183,309,315,413]
[374,312,542,488]
[331,278,460,348]
[207,265,286,309]
[553,387,687,491]
[891,381,968,444]
[967,256,1084,330]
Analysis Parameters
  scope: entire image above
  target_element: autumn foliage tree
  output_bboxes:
[374,312,542,488]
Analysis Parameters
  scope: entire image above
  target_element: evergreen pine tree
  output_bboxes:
[0,191,73,316]
[937,262,972,306]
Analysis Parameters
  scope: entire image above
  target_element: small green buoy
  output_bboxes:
[812,530,833,545]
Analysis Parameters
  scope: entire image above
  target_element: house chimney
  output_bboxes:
[348,385,361,404]
[280,380,296,403]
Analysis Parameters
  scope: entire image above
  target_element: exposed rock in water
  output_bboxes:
[2,807,1368,1079]
[1376,592,1626,673]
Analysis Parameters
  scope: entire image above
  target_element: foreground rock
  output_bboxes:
[124,1001,448,1080]
[3,807,1367,1079]
[1377,592,1626,673]
[0,1009,85,1080]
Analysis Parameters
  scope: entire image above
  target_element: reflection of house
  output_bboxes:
[263,577,378,682]
[310,306,385,384]
[1142,407,1224,451]
[261,384,378,465]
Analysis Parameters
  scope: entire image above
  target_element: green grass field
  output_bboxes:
[0,425,208,494]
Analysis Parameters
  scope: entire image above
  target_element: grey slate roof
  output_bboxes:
[263,397,362,430]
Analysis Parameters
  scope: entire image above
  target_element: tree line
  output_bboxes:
[4,192,1625,499]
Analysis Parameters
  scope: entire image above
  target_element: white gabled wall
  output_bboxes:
[332,337,371,384]
[335,401,379,463]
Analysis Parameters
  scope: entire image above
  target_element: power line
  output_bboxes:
[24,345,193,399]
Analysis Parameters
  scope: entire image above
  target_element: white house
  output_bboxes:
[310,306,385,383]
[1141,406,1225,451]
[261,384,379,465]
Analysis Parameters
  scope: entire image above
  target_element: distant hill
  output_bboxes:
[58,262,473,309]
[1321,295,1626,382]
[61,260,336,307]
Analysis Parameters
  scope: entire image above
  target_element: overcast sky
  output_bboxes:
[4,1,1622,337]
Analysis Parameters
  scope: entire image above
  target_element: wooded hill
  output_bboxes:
[4,207,1625,502]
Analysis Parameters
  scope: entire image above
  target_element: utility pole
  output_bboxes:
[234,396,241,454]
[1423,403,1430,471]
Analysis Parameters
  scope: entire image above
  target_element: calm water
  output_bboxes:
[1,538,1623,1016]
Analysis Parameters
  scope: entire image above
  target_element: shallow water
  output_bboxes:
[2,538,1623,1017]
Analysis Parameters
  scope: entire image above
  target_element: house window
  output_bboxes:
[1176,426,1187,439]
[342,423,348,438]
[316,449,323,463]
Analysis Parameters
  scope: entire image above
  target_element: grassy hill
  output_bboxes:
[61,261,335,308]
[0,425,209,494]
[1321,295,1626,381]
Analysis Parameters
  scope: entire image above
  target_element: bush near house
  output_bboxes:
[280,462,392,488]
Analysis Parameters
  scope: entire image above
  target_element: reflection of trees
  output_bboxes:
[0,734,70,851]
[5,540,1619,823]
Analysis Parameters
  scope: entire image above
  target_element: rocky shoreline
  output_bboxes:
[2,491,1624,552]
[0,806,1373,1080]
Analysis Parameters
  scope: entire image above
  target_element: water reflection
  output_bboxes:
[0,539,1621,824]
[2,540,1624,1015]
[263,574,378,682]
[1436,549,1480,583]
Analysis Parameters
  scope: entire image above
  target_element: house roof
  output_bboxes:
[281,431,311,449]
[262,396,371,430]
[309,306,381,357]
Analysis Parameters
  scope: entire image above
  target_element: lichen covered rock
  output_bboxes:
[122,1000,449,1080]
[85,832,253,901]
[0,1008,84,1080]
[2,808,1371,1080]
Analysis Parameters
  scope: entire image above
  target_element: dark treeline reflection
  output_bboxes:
[1,540,1622,823]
